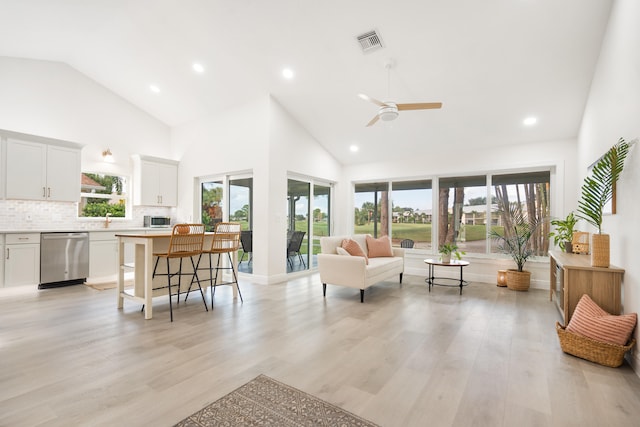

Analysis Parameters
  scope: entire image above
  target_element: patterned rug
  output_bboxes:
[174,374,379,426]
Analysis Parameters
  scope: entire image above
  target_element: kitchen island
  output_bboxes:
[116,232,238,319]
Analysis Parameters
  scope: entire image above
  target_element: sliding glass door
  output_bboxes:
[287,177,332,273]
[200,174,254,273]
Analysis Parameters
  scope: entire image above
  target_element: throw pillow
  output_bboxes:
[366,235,393,258]
[341,239,368,264]
[566,294,637,346]
[336,247,350,256]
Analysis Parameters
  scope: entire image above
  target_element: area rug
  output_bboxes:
[84,281,133,291]
[174,374,380,427]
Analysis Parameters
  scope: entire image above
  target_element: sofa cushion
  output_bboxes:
[341,239,368,264]
[366,256,403,277]
[366,235,393,258]
[336,247,350,256]
[566,294,637,346]
[352,234,369,256]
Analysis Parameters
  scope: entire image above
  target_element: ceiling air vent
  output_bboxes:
[357,30,384,53]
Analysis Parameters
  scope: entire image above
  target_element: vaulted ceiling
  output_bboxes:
[0,0,613,165]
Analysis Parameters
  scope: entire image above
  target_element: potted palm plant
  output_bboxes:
[549,212,578,253]
[576,138,633,267]
[490,204,541,291]
[438,243,464,263]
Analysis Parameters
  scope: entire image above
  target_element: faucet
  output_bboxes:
[104,212,112,228]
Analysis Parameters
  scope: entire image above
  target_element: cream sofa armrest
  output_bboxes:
[318,253,367,289]
[392,248,405,257]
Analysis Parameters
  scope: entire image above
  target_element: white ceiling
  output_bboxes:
[0,0,613,165]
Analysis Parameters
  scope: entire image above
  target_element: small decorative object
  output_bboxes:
[549,212,578,253]
[490,204,541,291]
[577,138,634,267]
[571,231,590,254]
[438,242,464,264]
[497,269,508,287]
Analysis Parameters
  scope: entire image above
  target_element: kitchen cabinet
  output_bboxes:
[0,235,4,287]
[3,133,81,202]
[88,231,135,281]
[549,250,624,325]
[4,233,40,287]
[89,231,118,280]
[132,155,178,206]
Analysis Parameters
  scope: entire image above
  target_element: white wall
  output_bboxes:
[0,57,171,176]
[577,0,640,370]
[171,95,342,283]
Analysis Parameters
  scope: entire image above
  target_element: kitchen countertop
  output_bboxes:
[0,227,171,234]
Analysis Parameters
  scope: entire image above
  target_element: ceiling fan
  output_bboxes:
[359,60,442,127]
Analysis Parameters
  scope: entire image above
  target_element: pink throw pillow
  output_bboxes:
[566,294,637,346]
[341,239,368,264]
[366,235,393,258]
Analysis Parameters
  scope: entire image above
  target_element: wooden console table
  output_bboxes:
[549,250,624,325]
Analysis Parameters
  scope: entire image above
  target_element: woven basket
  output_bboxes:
[556,322,635,367]
[506,269,530,291]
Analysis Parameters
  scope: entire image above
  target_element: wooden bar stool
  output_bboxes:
[190,222,242,308]
[152,223,207,321]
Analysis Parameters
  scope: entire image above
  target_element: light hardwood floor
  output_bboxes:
[2,274,640,427]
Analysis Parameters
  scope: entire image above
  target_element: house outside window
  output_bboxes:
[79,173,128,217]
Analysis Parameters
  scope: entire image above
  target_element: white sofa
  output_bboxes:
[318,234,404,302]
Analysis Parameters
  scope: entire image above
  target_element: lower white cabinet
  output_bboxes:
[4,233,40,287]
[89,231,118,280]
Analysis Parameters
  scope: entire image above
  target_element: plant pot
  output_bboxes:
[441,254,451,263]
[506,269,531,291]
[565,242,573,254]
[591,233,610,268]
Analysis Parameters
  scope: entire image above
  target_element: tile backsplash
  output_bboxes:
[0,200,175,231]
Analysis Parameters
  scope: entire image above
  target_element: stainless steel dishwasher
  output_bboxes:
[40,232,90,288]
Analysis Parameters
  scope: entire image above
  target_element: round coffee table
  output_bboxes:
[424,258,470,295]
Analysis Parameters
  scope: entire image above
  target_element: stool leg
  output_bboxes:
[166,257,173,322]
[227,252,243,302]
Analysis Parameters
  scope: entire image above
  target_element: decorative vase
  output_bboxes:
[506,269,531,291]
[441,254,451,263]
[591,233,610,268]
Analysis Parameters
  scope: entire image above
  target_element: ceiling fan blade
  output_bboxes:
[366,114,380,127]
[397,102,442,111]
[359,93,388,107]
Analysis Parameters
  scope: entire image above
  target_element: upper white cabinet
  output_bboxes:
[132,155,178,206]
[2,130,82,202]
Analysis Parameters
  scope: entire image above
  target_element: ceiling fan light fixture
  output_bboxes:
[378,103,399,121]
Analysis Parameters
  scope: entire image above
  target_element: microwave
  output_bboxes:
[143,216,171,228]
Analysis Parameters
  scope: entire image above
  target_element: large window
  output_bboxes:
[490,171,550,256]
[354,182,390,238]
[439,176,487,255]
[79,173,128,217]
[352,169,551,257]
[390,180,432,249]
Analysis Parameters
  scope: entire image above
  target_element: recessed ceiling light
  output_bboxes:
[282,68,294,79]
[193,63,205,73]
[350,145,359,152]
[149,84,161,94]
[523,116,537,126]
